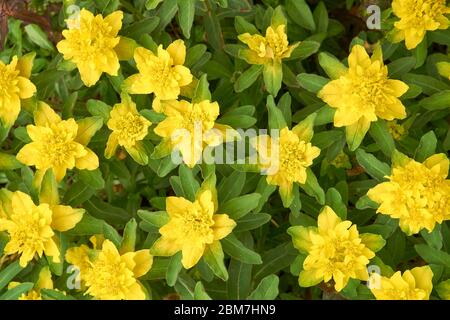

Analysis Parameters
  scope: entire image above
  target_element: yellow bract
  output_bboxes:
[57,9,124,87]
[16,102,99,182]
[391,0,450,49]
[154,99,232,168]
[0,190,83,267]
[123,40,193,112]
[105,94,151,164]
[369,266,433,300]
[288,206,376,292]
[238,24,298,64]
[252,127,320,205]
[66,239,153,300]
[368,153,450,235]
[151,190,236,269]
[0,54,36,127]
[318,45,409,130]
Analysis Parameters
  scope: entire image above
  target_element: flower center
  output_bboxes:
[115,112,148,146]
[39,126,82,167]
[181,206,214,240]
[278,140,309,181]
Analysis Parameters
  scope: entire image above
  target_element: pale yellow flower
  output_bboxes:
[57,9,124,87]
[123,40,193,112]
[151,189,236,269]
[369,266,433,300]
[288,206,382,292]
[16,102,100,181]
[391,0,450,49]
[368,152,450,235]
[0,54,36,127]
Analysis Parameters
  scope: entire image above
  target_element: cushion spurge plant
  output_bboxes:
[2,0,450,302]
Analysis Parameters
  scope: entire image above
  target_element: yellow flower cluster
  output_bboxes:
[368,152,450,235]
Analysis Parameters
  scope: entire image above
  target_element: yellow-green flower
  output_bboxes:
[123,40,193,112]
[318,45,409,150]
[369,266,433,300]
[16,102,101,182]
[238,21,298,96]
[387,120,407,140]
[251,117,320,207]
[151,188,236,269]
[367,151,450,235]
[153,99,234,168]
[0,189,84,267]
[288,206,384,292]
[0,53,36,127]
[8,266,55,300]
[105,94,151,165]
[238,24,298,65]
[66,239,153,300]
[390,0,450,49]
[57,9,133,87]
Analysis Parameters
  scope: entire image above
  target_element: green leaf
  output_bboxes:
[86,100,112,123]
[235,213,271,232]
[24,24,54,51]
[217,170,246,203]
[0,152,23,170]
[415,131,437,162]
[402,73,450,95]
[166,252,183,287]
[0,282,34,300]
[368,120,396,157]
[355,149,390,181]
[203,241,229,281]
[194,282,212,300]
[318,52,347,79]
[193,74,212,103]
[177,0,196,38]
[266,95,287,130]
[419,90,450,110]
[121,218,137,253]
[179,164,200,201]
[222,234,262,265]
[325,188,347,220]
[297,73,329,93]
[84,197,131,226]
[263,62,283,97]
[300,169,325,205]
[220,193,262,220]
[247,275,279,300]
[123,17,160,39]
[415,244,450,268]
[286,41,321,61]
[63,180,96,206]
[388,57,416,78]
[286,0,315,31]
[78,169,105,190]
[138,210,169,228]
[41,289,75,300]
[0,261,23,291]
[313,1,328,33]
[420,226,443,251]
[235,16,258,34]
[234,65,263,93]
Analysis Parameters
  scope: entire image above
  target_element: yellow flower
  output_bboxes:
[153,99,234,168]
[105,94,151,165]
[57,9,125,87]
[8,266,55,300]
[151,189,236,269]
[369,266,433,300]
[238,24,298,65]
[387,120,407,140]
[123,40,193,112]
[318,45,409,150]
[16,102,100,182]
[0,53,36,127]
[288,206,381,292]
[391,0,450,49]
[367,152,450,235]
[66,239,153,300]
[437,61,450,79]
[252,125,320,207]
[238,23,298,96]
[0,190,83,267]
